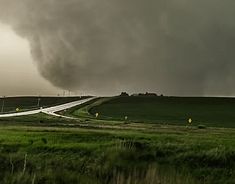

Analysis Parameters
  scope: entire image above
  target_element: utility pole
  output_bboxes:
[37,97,41,107]
[1,96,5,113]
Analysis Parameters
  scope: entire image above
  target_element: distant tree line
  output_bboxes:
[120,92,163,97]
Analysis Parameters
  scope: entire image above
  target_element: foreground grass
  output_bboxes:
[0,122,234,183]
[1,96,235,183]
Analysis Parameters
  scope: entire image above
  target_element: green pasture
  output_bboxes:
[0,96,235,183]
[89,96,235,128]
[0,96,89,113]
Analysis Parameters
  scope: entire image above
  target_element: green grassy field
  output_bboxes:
[0,96,89,113]
[0,96,235,183]
[89,96,235,128]
[0,119,235,184]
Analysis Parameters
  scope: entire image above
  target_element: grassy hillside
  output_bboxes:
[0,117,235,184]
[1,97,235,183]
[0,96,89,113]
[89,96,235,128]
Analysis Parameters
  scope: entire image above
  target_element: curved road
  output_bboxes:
[0,97,96,118]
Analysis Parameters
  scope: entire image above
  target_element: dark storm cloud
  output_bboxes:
[0,0,235,95]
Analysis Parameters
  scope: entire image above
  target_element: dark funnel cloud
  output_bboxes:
[0,0,235,96]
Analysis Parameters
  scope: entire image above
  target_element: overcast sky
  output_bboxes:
[0,0,235,96]
[0,23,60,96]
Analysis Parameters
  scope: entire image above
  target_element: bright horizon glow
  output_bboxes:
[0,23,60,96]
